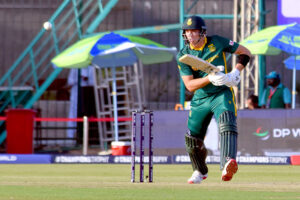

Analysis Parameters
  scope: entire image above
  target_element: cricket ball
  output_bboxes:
[43,21,52,31]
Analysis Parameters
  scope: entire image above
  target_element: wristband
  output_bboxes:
[237,54,250,67]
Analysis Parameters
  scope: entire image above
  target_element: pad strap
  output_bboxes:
[218,111,237,133]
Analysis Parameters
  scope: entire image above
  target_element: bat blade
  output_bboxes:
[179,54,220,74]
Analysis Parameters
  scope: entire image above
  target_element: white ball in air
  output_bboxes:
[43,21,52,31]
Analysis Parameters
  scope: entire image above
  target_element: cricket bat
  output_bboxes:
[179,54,220,74]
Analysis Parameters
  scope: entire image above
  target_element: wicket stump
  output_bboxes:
[131,110,153,183]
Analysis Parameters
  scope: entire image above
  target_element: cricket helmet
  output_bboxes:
[182,16,206,31]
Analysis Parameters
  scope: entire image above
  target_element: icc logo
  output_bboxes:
[253,127,270,140]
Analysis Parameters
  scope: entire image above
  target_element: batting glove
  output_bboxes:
[224,68,241,87]
[208,71,229,86]
[216,65,225,72]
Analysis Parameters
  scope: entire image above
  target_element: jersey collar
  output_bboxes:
[189,37,207,51]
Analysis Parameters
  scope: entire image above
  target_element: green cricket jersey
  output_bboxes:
[177,35,239,99]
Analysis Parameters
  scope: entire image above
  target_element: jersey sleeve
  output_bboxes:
[176,51,193,76]
[216,35,239,53]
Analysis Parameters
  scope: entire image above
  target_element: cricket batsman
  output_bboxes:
[177,16,251,184]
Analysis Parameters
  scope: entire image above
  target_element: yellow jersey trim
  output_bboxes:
[190,37,207,51]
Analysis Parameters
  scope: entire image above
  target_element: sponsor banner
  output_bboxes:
[173,155,220,164]
[173,155,290,165]
[152,110,300,157]
[237,156,290,165]
[54,155,110,164]
[0,154,290,165]
[238,109,300,156]
[54,155,171,164]
[173,155,191,164]
[113,156,171,164]
[0,154,52,164]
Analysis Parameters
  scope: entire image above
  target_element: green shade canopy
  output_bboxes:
[52,34,104,68]
[51,32,176,69]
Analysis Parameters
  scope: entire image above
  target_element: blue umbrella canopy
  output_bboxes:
[240,23,300,55]
[90,32,176,67]
[269,23,300,55]
[284,56,300,70]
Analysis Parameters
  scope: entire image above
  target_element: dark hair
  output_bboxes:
[248,94,258,105]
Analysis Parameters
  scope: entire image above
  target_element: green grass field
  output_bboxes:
[0,164,299,200]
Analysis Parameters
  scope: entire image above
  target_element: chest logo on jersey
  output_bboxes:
[206,54,219,63]
[208,44,216,52]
